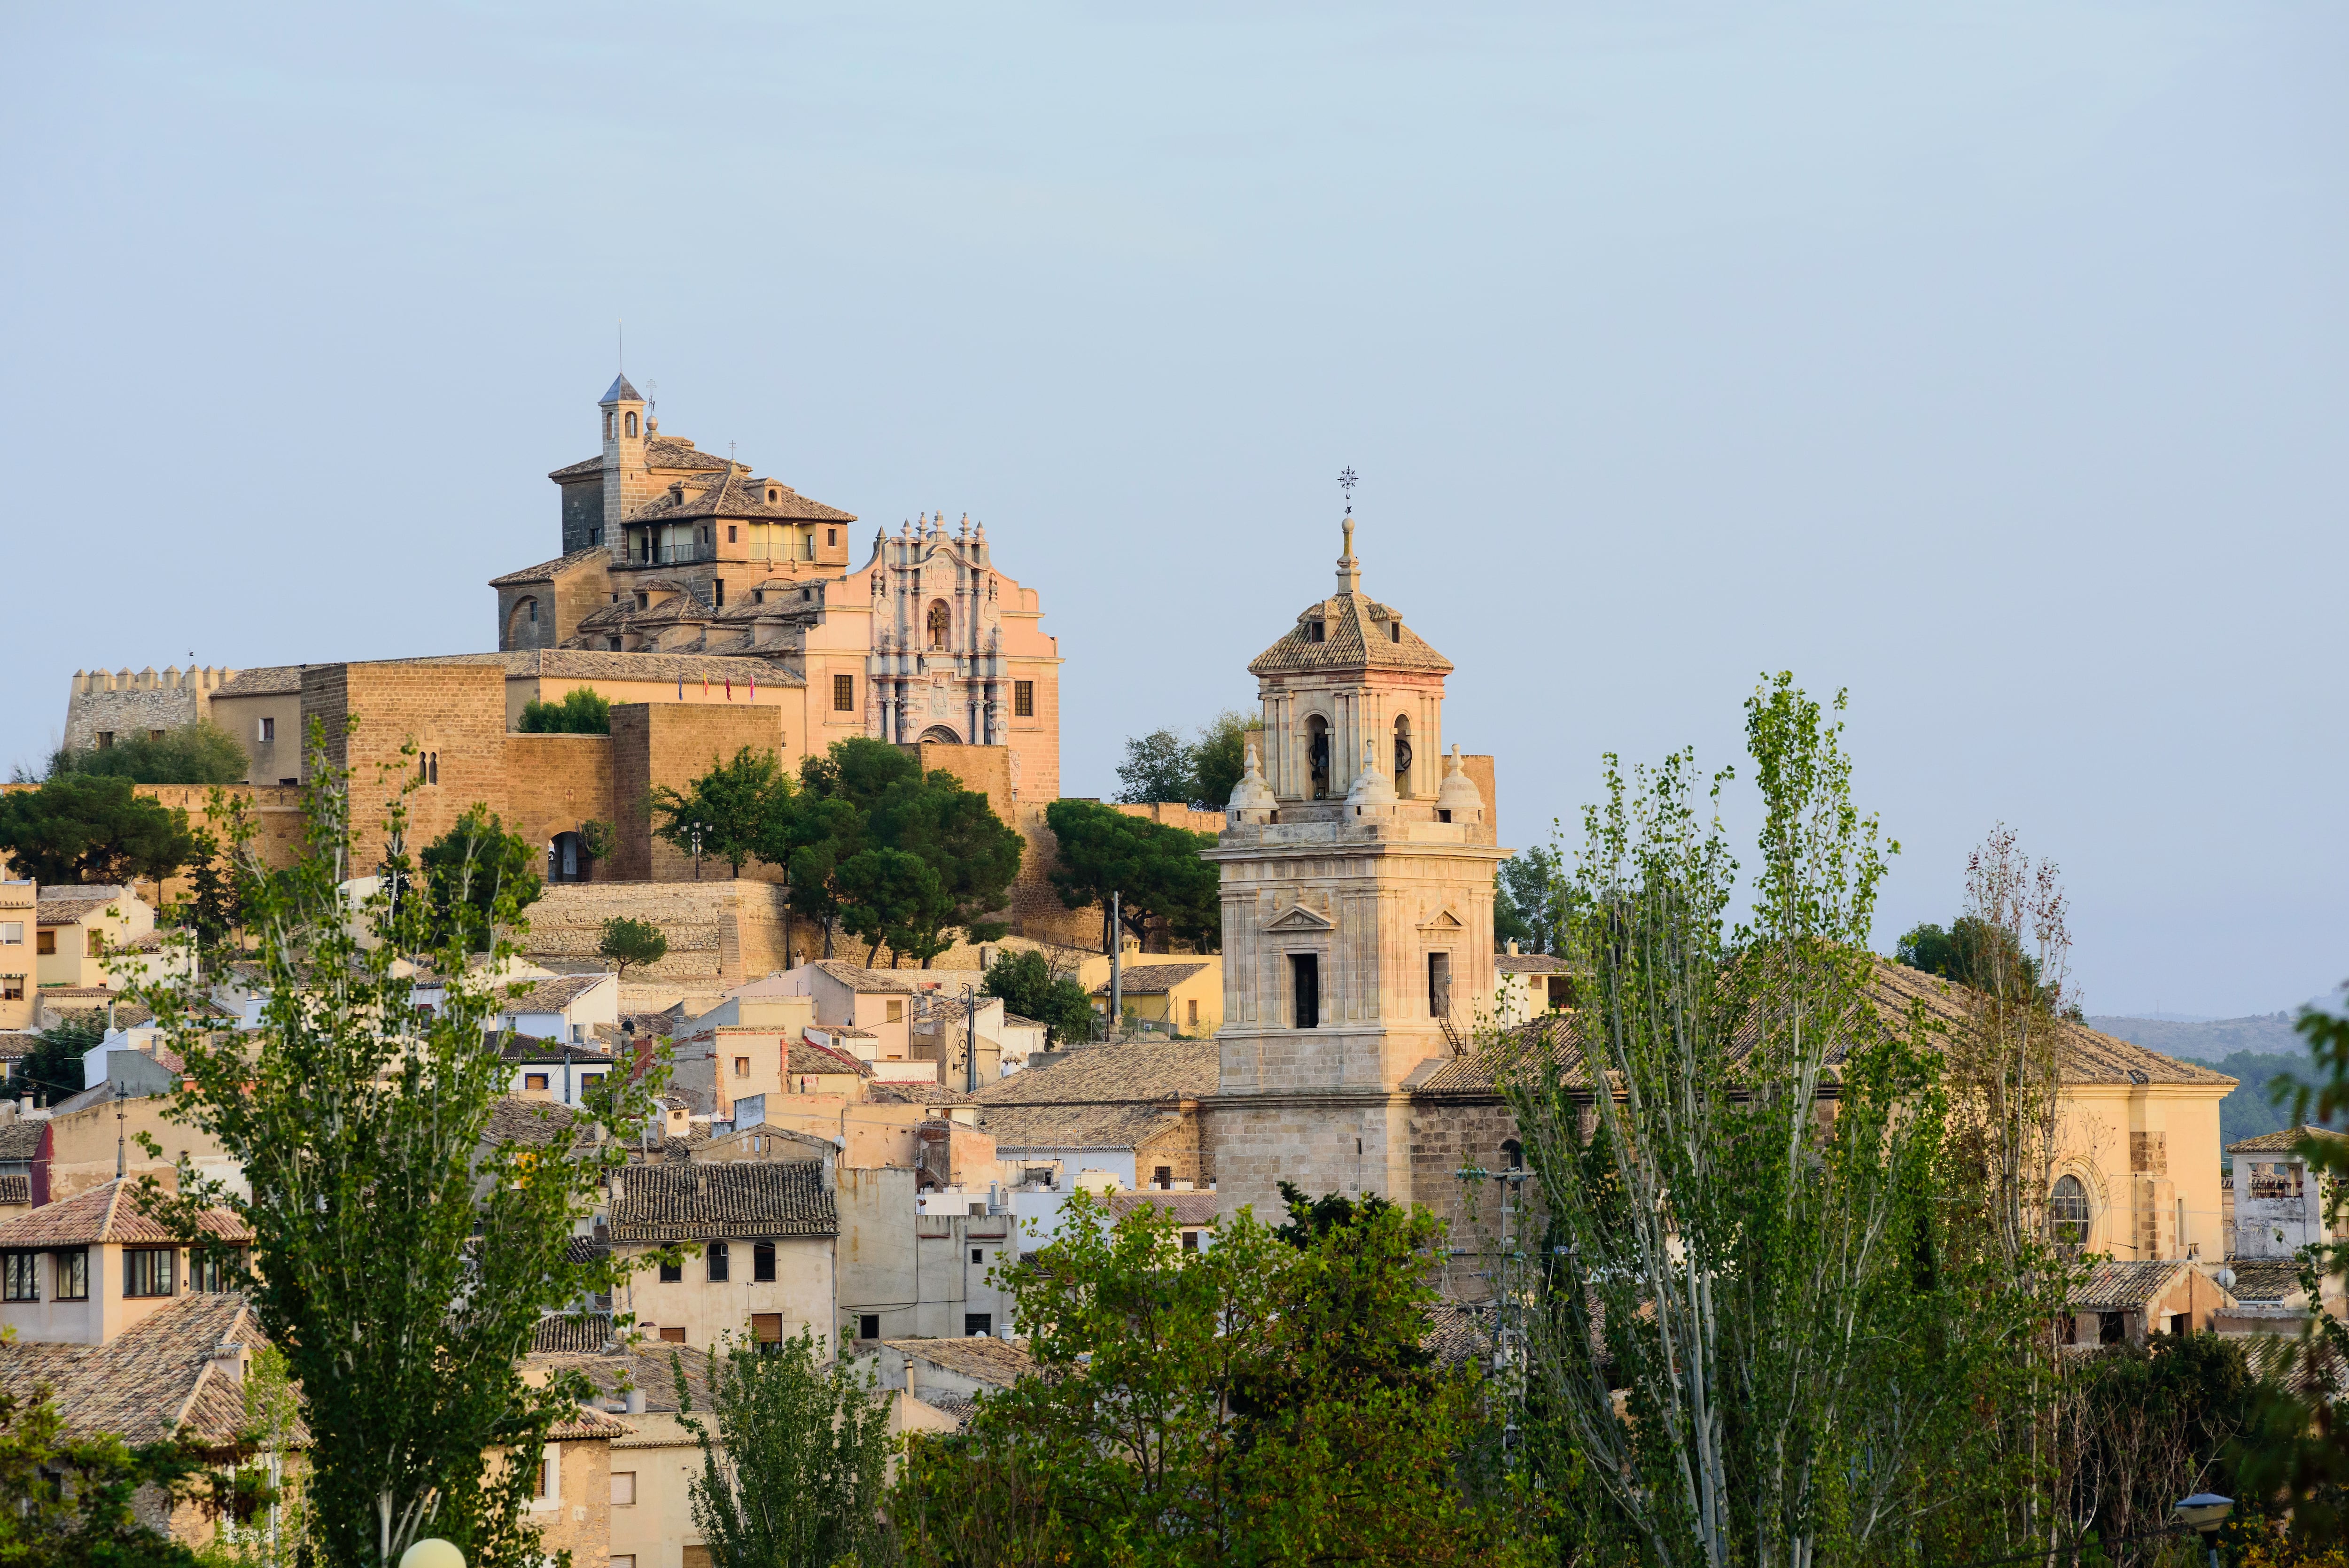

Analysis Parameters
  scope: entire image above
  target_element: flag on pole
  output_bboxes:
[750,675,756,700]
[725,678,732,701]
[677,678,684,700]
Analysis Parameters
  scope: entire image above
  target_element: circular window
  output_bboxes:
[2051,1174,2090,1247]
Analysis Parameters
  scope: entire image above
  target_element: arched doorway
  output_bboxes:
[917,725,962,745]
[548,831,589,884]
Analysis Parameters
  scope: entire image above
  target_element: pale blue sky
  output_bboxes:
[5,4,2341,1017]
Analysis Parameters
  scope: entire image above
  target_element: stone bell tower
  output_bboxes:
[1202,516,1507,1219]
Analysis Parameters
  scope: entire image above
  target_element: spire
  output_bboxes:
[1346,737,1396,809]
[1336,513,1362,595]
[1227,737,1277,822]
[601,373,643,406]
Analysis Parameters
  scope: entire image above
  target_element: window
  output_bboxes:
[1291,954,1319,1029]
[752,1312,783,1350]
[2169,1312,2191,1337]
[1153,1166,1172,1189]
[124,1249,176,1298]
[534,1447,558,1499]
[527,599,538,624]
[1501,1139,1524,1172]
[95,732,114,749]
[258,717,275,743]
[624,411,638,436]
[734,1057,750,1078]
[964,1313,993,1337]
[605,411,615,439]
[885,1000,903,1024]
[86,930,103,959]
[659,1326,686,1343]
[1186,998,1198,1027]
[54,1249,88,1301]
[525,1073,549,1091]
[727,525,738,543]
[590,525,603,546]
[714,579,725,607]
[659,1259,683,1283]
[754,1241,776,1281]
[1013,680,1034,717]
[970,1247,985,1265]
[611,1472,637,1507]
[2051,1175,2090,1247]
[608,638,622,651]
[191,1249,243,1293]
[3,1253,37,1302]
[2098,1312,2124,1345]
[707,1241,730,1282]
[1428,951,1452,1017]
[826,528,837,546]
[833,674,855,712]
[1546,976,1574,1011]
[1390,621,1402,643]
[0,977,20,1002]
[1181,1230,1200,1253]
[0,922,16,944]
[37,931,55,955]
[1307,620,1325,643]
[858,1313,880,1340]
[636,591,648,610]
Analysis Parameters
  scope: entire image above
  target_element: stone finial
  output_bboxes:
[1346,737,1397,809]
[1226,737,1277,823]
[1435,744,1485,821]
[1336,515,1362,595]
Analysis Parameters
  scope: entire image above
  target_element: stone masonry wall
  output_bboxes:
[608,703,786,882]
[523,879,792,984]
[305,661,512,871]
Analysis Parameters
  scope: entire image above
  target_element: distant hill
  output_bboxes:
[2087,1012,2306,1063]
[2199,1050,2332,1154]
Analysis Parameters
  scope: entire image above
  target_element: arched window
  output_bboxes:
[624,411,638,437]
[1501,1139,1523,1172]
[2051,1175,2090,1247]
[927,600,951,648]
[1307,715,1331,800]
[1392,714,1414,795]
[604,411,614,439]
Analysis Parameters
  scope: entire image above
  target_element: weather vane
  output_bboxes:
[1338,466,1358,515]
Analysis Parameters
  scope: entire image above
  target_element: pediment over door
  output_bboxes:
[1416,907,1466,934]
[1262,902,1335,933]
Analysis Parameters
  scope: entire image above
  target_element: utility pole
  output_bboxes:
[962,985,979,1093]
[116,1081,128,1179]
[1108,891,1121,1040]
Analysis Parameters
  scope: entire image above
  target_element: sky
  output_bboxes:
[4,3,2341,1018]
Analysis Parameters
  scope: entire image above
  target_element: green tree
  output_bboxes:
[1493,845,1565,955]
[124,726,672,1568]
[0,1382,207,1567]
[0,772,199,888]
[802,736,920,813]
[893,1188,1530,1566]
[1044,798,1220,955]
[171,826,244,970]
[50,721,249,786]
[980,949,1096,1044]
[19,1014,103,1108]
[1504,675,2041,1567]
[418,803,543,953]
[650,746,790,878]
[599,915,669,980]
[836,848,941,967]
[1187,709,1260,811]
[676,1331,896,1568]
[514,686,613,735]
[869,771,1022,965]
[1112,728,1194,806]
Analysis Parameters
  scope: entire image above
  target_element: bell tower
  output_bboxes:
[1202,515,1506,1219]
[599,373,652,538]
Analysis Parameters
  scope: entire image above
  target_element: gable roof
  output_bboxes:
[489,548,613,589]
[499,972,615,1014]
[549,432,731,483]
[609,1161,836,1242]
[0,1292,278,1448]
[2072,1259,2200,1310]
[2229,1125,2348,1155]
[37,886,127,925]
[2223,1258,2310,1304]
[879,1335,1034,1389]
[969,1037,1216,1150]
[1107,1191,1221,1226]
[484,1096,589,1149]
[627,464,856,526]
[1247,590,1453,679]
[210,665,307,697]
[808,961,923,995]
[1495,953,1567,975]
[529,1341,716,1414]
[0,1178,250,1248]
[1091,963,1209,997]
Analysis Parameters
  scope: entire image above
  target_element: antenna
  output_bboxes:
[618,319,624,374]
[1338,466,1358,515]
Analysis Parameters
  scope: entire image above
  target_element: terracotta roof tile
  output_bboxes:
[1107,1191,1221,1226]
[626,463,856,526]
[2223,1259,2307,1304]
[2071,1260,2196,1310]
[2228,1126,2347,1155]
[484,1096,587,1149]
[609,1161,836,1242]
[1248,590,1453,679]
[879,1335,1034,1388]
[971,1038,1215,1150]
[488,548,614,588]
[0,1292,274,1447]
[210,665,306,697]
[36,887,127,925]
[1090,963,1209,997]
[0,1178,249,1248]
[1494,954,1567,975]
[530,1342,716,1414]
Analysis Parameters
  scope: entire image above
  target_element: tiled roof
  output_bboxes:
[1495,953,1567,975]
[2072,1260,2194,1310]
[0,1175,28,1206]
[1866,963,2235,1088]
[0,1178,249,1248]
[1247,590,1454,679]
[971,1039,1216,1150]
[2223,1259,2309,1304]
[626,463,856,526]
[0,1032,36,1060]
[36,886,126,925]
[210,664,306,697]
[484,1096,586,1149]
[1107,1191,1221,1226]
[549,433,731,483]
[1422,1300,1491,1370]
[500,1038,617,1066]
[786,1041,870,1077]
[489,548,613,588]
[531,1343,717,1415]
[381,647,802,688]
[533,1312,620,1353]
[2229,1126,2348,1155]
[881,1336,1034,1389]
[548,1404,634,1440]
[610,1161,836,1242]
[809,961,922,994]
[0,1293,278,1447]
[1090,963,1209,997]
[0,1124,44,1161]
[867,1080,976,1107]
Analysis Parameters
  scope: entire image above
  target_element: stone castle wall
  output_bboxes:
[523,878,791,984]
[61,666,236,753]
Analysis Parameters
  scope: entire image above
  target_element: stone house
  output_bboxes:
[505,1038,618,1108]
[0,1177,249,1345]
[837,1164,1017,1343]
[606,1161,837,1352]
[2227,1126,2346,1259]
[2065,1259,2237,1346]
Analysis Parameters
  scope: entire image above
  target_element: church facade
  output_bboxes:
[487,375,1062,802]
[1202,520,1511,1226]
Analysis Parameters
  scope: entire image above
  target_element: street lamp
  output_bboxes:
[398,1541,464,1568]
[689,821,708,881]
[2175,1493,2232,1568]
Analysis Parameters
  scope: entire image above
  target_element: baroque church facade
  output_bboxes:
[487,375,1063,801]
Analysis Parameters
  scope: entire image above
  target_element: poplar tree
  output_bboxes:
[126,723,669,1568]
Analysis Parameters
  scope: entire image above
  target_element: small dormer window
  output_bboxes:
[636,592,648,610]
[1390,622,1401,643]
[768,488,779,503]
[1308,620,1326,643]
